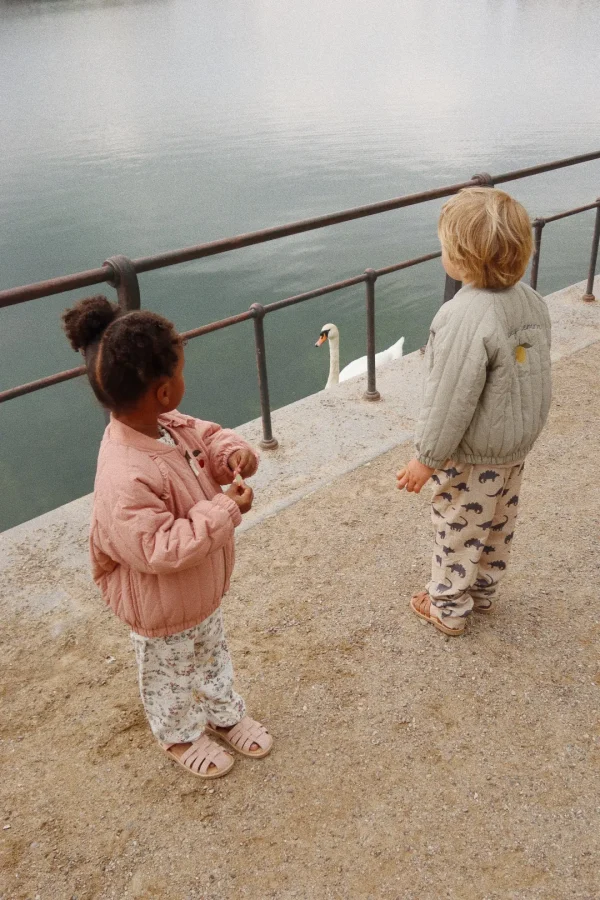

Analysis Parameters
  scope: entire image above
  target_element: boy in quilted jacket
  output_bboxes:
[397,188,552,635]
[63,297,272,777]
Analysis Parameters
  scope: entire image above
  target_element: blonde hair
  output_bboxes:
[438,187,533,289]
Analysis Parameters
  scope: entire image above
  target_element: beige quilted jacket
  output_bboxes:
[415,282,552,470]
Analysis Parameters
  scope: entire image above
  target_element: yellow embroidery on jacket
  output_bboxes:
[515,342,532,364]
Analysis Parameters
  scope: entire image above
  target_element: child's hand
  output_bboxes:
[396,459,435,494]
[225,482,254,514]
[228,449,257,479]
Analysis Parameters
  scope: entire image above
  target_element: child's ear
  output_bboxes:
[156,379,171,409]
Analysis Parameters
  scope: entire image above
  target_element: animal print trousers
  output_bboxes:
[428,461,525,626]
[130,607,246,746]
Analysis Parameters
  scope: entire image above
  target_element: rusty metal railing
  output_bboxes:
[1,149,599,450]
[530,199,600,299]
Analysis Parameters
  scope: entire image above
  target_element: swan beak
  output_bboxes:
[315,334,327,347]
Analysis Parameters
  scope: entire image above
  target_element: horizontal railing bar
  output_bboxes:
[492,150,600,186]
[1,149,599,310]
[181,309,255,341]
[129,152,600,273]
[0,267,111,310]
[130,180,476,275]
[540,200,600,224]
[263,274,368,314]
[0,365,86,404]
[376,250,442,277]
[181,250,442,335]
[1,249,441,399]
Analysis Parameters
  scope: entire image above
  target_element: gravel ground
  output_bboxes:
[1,342,600,900]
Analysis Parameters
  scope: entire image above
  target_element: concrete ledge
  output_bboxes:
[544,276,600,360]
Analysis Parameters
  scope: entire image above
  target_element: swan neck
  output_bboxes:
[326,335,340,388]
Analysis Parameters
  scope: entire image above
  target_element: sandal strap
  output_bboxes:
[180,734,232,775]
[474,597,493,609]
[412,590,431,614]
[225,717,271,753]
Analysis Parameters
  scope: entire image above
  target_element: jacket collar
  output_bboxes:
[107,412,193,455]
[158,411,196,429]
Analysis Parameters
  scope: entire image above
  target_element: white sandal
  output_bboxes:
[205,716,273,759]
[163,733,235,778]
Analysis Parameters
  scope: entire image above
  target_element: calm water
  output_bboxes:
[1,0,599,531]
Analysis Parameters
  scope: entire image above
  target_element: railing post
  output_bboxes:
[250,303,279,449]
[104,255,141,311]
[443,274,462,304]
[530,219,545,291]
[582,201,600,302]
[472,172,495,187]
[363,269,380,401]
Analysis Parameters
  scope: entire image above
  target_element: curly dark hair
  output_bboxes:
[62,296,182,411]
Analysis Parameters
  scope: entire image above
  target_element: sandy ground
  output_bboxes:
[1,342,600,900]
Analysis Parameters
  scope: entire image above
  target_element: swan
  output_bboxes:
[315,323,405,389]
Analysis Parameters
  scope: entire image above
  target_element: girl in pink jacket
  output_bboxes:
[63,296,273,779]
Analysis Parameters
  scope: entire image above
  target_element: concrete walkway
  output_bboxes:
[1,279,599,899]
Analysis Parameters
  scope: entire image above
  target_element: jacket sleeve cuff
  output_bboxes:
[417,453,445,470]
[213,491,243,528]
[212,436,259,483]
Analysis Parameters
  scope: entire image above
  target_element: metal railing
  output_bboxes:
[1,150,599,449]
[530,199,600,297]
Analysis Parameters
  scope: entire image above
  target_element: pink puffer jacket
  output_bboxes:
[90,412,258,638]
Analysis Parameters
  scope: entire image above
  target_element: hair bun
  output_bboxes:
[62,295,120,352]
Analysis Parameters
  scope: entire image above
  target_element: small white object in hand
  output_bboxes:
[234,472,244,487]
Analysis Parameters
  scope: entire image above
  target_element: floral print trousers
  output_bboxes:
[428,461,525,626]
[130,607,246,745]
